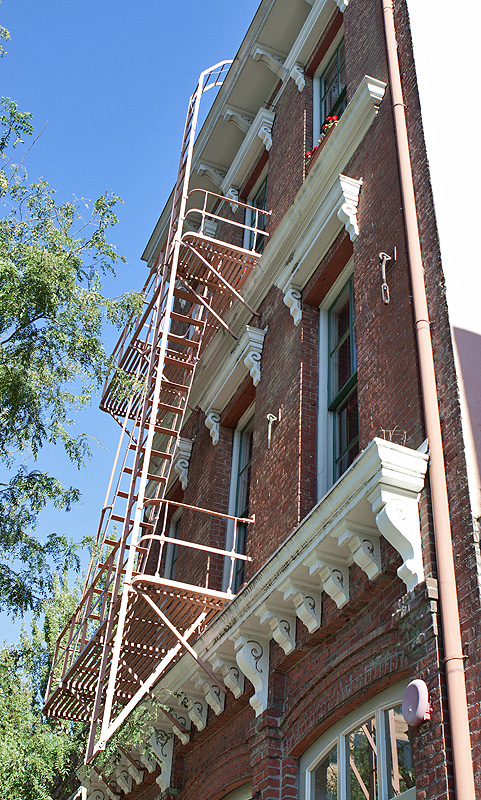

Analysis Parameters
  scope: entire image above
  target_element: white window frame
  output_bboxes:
[222,405,255,592]
[317,259,354,500]
[300,682,415,800]
[243,171,268,253]
[164,508,182,580]
[312,29,346,146]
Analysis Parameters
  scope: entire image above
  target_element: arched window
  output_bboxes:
[300,684,415,800]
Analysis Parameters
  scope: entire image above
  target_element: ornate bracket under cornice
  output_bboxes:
[256,603,297,654]
[252,45,288,80]
[185,692,209,731]
[290,64,306,91]
[232,631,270,716]
[337,174,362,241]
[195,675,226,715]
[148,730,174,793]
[198,326,268,423]
[172,437,193,490]
[210,655,245,698]
[333,521,381,580]
[304,552,350,608]
[283,286,302,326]
[335,0,350,11]
[224,106,254,134]
[205,410,221,446]
[281,577,322,633]
[197,161,226,188]
[221,107,275,199]
[369,487,425,591]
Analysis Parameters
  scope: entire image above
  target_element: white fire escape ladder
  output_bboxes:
[43,62,271,764]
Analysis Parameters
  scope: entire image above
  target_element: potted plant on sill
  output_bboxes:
[305,116,339,172]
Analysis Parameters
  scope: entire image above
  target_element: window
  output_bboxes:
[163,510,181,580]
[301,686,415,800]
[223,410,255,593]
[313,36,347,145]
[320,39,346,126]
[246,176,268,254]
[327,277,359,481]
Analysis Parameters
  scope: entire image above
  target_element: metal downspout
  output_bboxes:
[381,1,475,797]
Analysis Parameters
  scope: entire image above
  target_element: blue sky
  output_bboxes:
[0,0,261,638]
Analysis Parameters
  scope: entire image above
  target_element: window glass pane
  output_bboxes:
[248,177,268,252]
[232,417,254,591]
[347,715,377,800]
[321,40,346,123]
[384,706,415,797]
[314,744,338,800]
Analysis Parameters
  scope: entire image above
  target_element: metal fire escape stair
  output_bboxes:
[43,61,271,762]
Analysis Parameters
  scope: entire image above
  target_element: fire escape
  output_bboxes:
[43,61,271,763]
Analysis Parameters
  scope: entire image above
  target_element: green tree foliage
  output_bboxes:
[0,574,85,799]
[0,96,142,615]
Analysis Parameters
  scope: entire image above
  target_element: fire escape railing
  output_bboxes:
[43,60,272,764]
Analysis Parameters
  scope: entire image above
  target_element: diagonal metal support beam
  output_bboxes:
[135,587,227,695]
[178,276,239,339]
[182,241,259,317]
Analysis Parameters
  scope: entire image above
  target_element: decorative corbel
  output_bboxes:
[185,692,209,731]
[195,676,226,715]
[304,552,350,608]
[205,410,221,446]
[333,521,382,580]
[232,631,270,716]
[202,217,218,238]
[368,486,424,591]
[337,174,362,241]
[210,655,245,698]
[172,437,193,490]
[253,46,288,81]
[225,186,239,213]
[243,325,268,386]
[255,602,296,654]
[280,577,322,633]
[283,286,302,326]
[148,730,174,793]
[112,770,132,795]
[290,64,306,92]
[223,107,254,134]
[197,161,227,188]
[335,0,350,11]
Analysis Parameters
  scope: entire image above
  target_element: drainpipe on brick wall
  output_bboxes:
[381,1,476,798]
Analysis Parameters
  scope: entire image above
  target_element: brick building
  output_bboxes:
[46,1,480,799]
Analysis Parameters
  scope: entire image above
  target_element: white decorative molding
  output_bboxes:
[170,706,191,745]
[370,492,424,591]
[256,603,296,654]
[305,553,350,608]
[243,325,267,386]
[202,217,218,238]
[283,286,302,326]
[210,655,245,698]
[195,676,226,715]
[334,522,381,580]
[280,577,322,633]
[113,770,131,795]
[290,64,306,92]
[186,692,209,731]
[149,730,174,793]
[224,106,254,135]
[232,632,270,716]
[197,161,226,188]
[172,437,193,489]
[220,107,276,199]
[225,185,239,213]
[335,0,350,11]
[196,326,267,415]
[205,410,221,446]
[252,45,287,80]
[337,174,362,241]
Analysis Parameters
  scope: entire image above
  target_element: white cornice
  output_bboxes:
[193,325,267,417]
[143,438,428,716]
[221,107,275,197]
[283,0,337,81]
